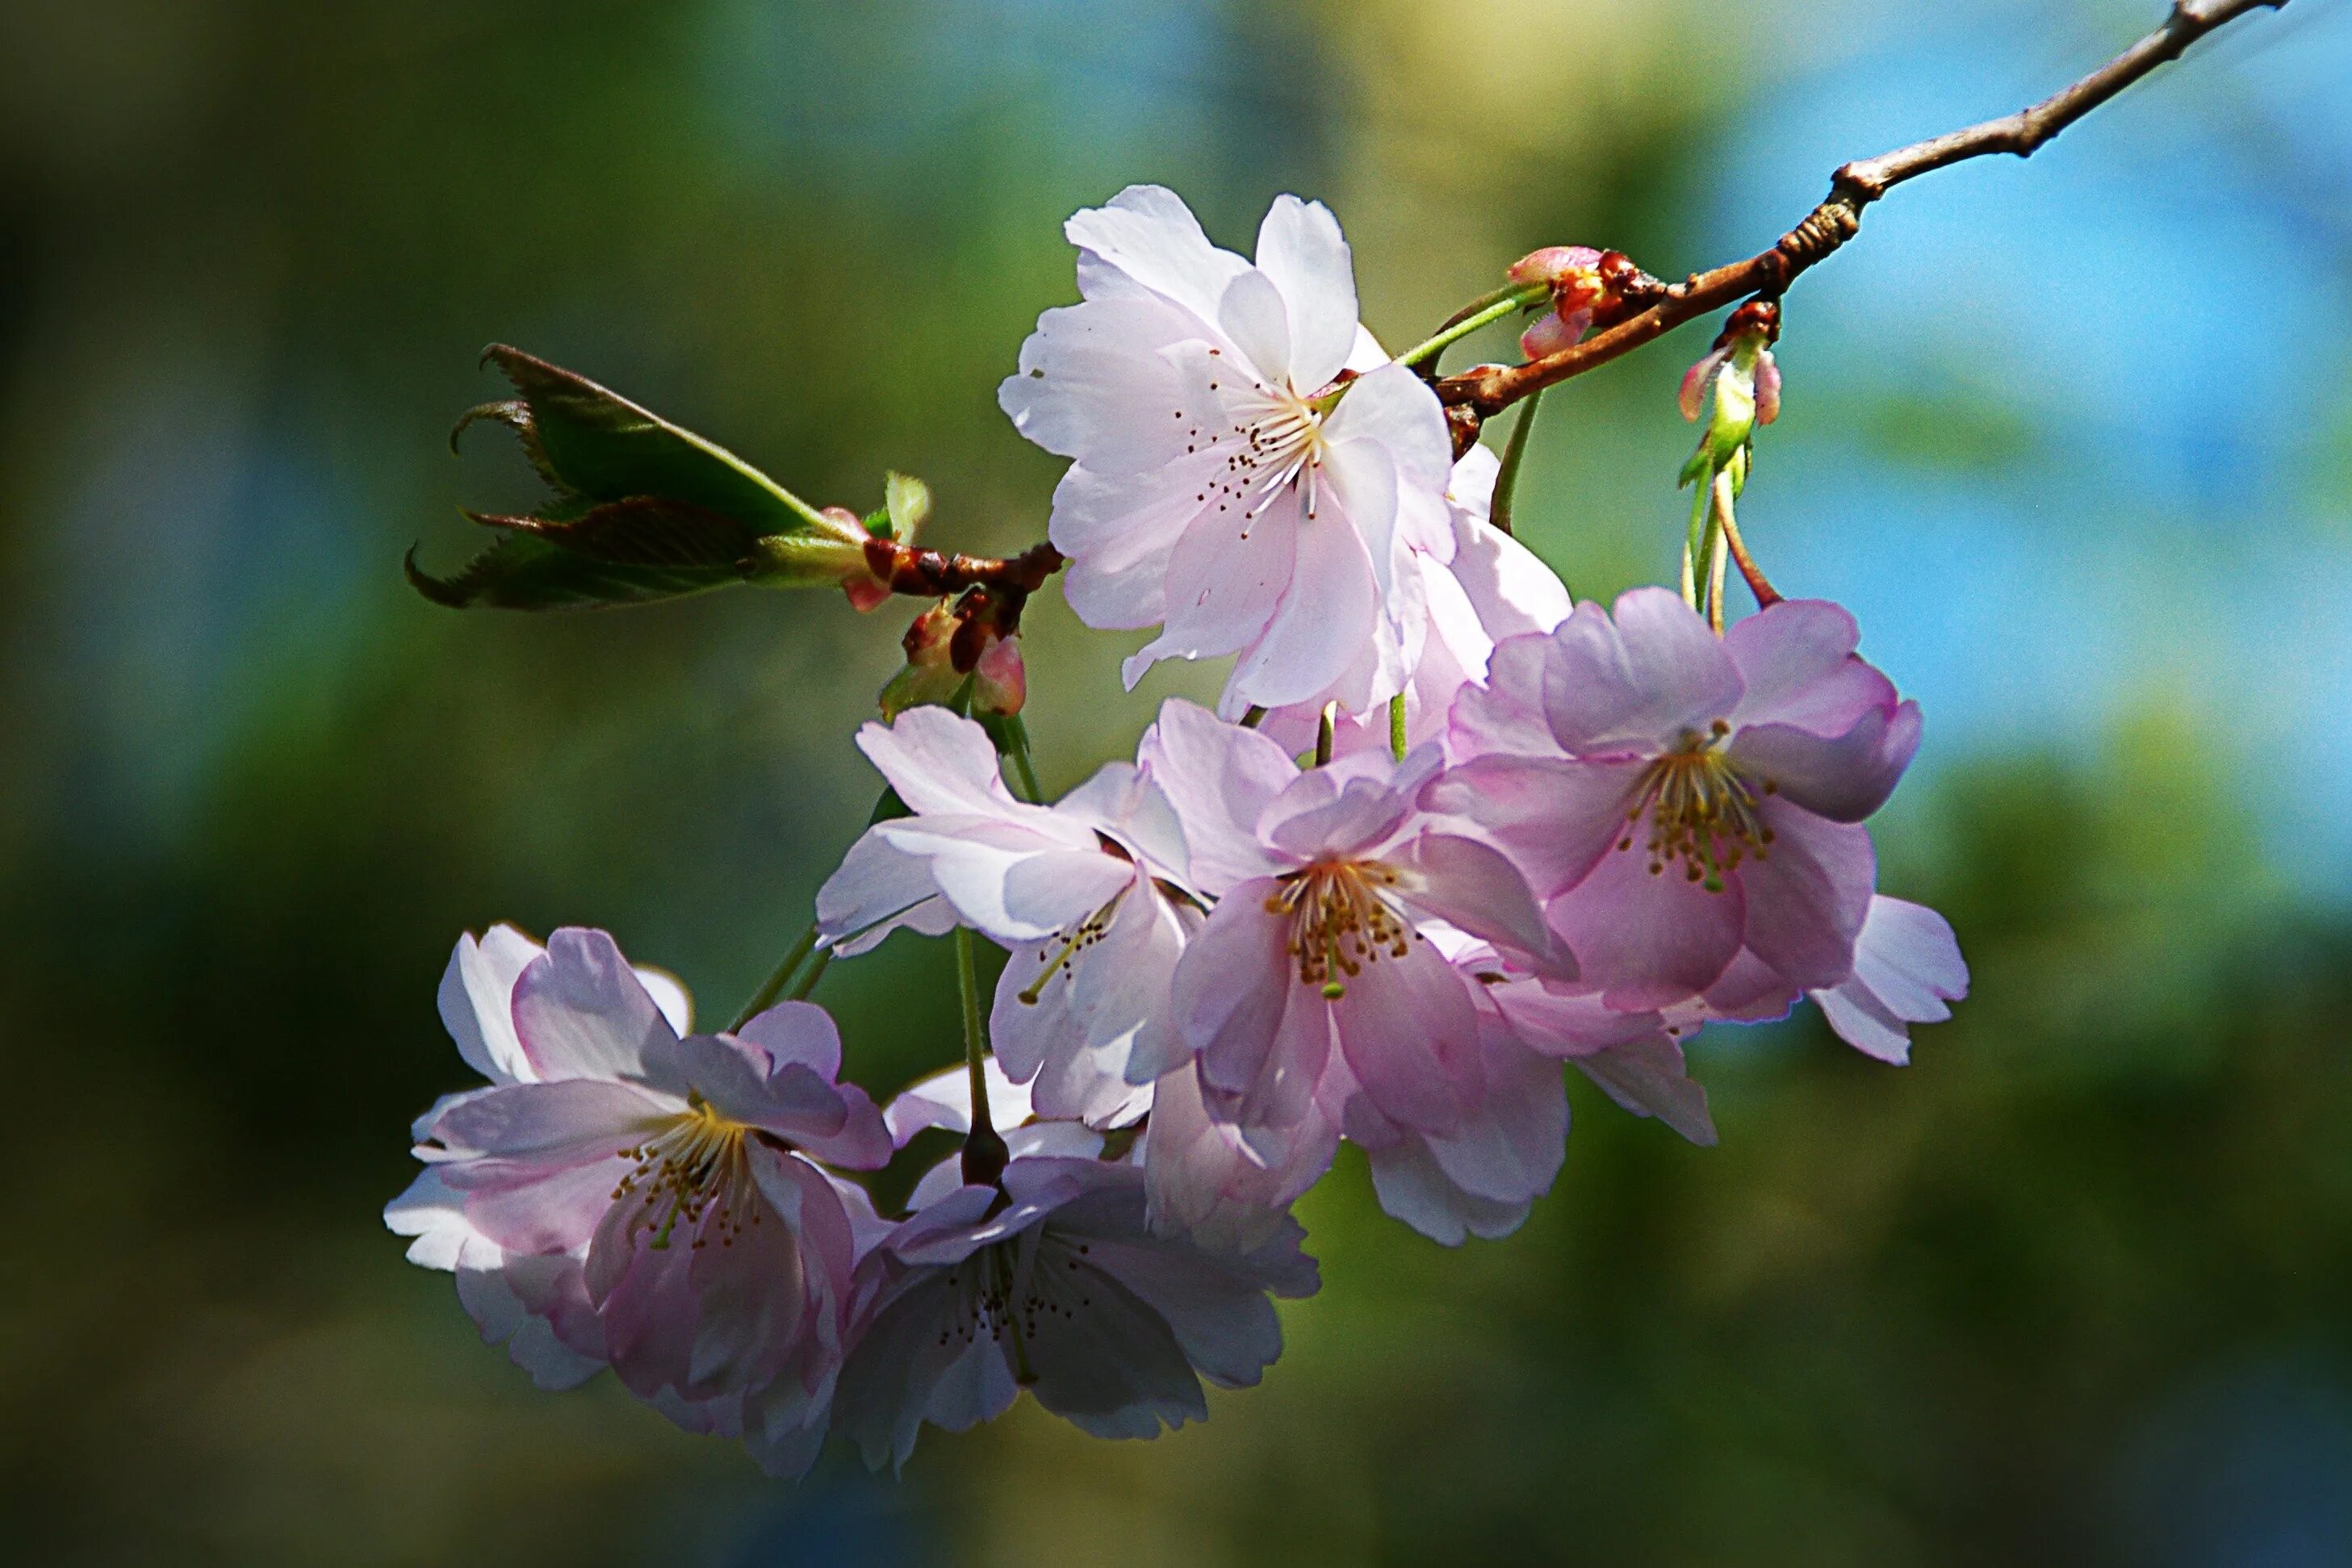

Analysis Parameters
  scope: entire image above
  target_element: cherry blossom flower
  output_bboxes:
[999,184,1454,716]
[395,926,890,1478]
[1257,442,1573,760]
[834,1064,1318,1470]
[815,705,1191,1127]
[1139,698,1569,1146]
[1436,590,1922,1014]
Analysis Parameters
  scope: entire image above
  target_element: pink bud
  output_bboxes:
[1519,307,1594,361]
[1506,245,1605,289]
[974,633,1026,716]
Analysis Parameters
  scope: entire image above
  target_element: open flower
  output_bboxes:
[816,706,1191,1127]
[395,926,891,1478]
[1140,698,1568,1144]
[1436,590,1922,1013]
[1256,442,1573,760]
[1000,184,1454,716]
[834,1064,1318,1471]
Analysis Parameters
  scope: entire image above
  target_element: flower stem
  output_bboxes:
[1712,472,1782,608]
[1681,476,1711,612]
[786,947,831,1001]
[1316,701,1338,767]
[1705,507,1731,635]
[729,920,819,1032]
[956,926,1008,1185]
[1392,282,1549,371]
[1240,705,1268,730]
[1001,719,1044,802]
[1388,693,1408,761]
[1490,387,1542,539]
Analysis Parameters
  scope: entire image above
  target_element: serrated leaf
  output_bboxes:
[480,345,820,532]
[404,533,740,611]
[467,496,764,569]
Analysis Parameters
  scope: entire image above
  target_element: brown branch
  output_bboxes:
[863,537,1065,600]
[1436,0,2287,420]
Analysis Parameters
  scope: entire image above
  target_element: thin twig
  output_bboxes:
[1436,0,2286,420]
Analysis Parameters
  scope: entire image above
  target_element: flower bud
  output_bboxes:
[1507,245,1613,359]
[1680,299,1781,477]
[878,589,1025,720]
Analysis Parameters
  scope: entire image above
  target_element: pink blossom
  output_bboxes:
[834,1064,1318,1470]
[393,926,890,1477]
[1256,443,1573,760]
[1435,590,1921,1013]
[815,706,1192,1127]
[1140,698,1570,1146]
[999,184,1454,716]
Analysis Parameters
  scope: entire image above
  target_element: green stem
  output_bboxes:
[1388,693,1408,762]
[729,920,820,1032]
[1316,701,1337,767]
[1392,282,1549,371]
[1006,728,1043,803]
[1681,474,1712,612]
[1491,387,1542,539]
[956,927,1008,1184]
[786,947,831,1001]
[1240,705,1268,730]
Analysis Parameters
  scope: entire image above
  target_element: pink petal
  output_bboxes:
[1124,479,1299,682]
[1333,930,1481,1134]
[1421,753,1647,899]
[1227,482,1380,709]
[1216,267,1294,386]
[1062,184,1249,325]
[1174,879,1320,1128]
[1392,830,1570,978]
[1729,699,1921,824]
[1722,599,1894,735]
[1253,194,1358,391]
[1680,348,1728,421]
[854,707,1015,819]
[1137,697,1297,896]
[1735,801,1876,993]
[1542,591,1743,754]
[1546,838,1747,1010]
[1571,1036,1717,1145]
[511,928,680,1085]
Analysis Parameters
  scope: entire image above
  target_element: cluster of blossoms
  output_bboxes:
[394,186,1966,1474]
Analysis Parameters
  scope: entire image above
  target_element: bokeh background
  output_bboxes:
[3,0,2350,1562]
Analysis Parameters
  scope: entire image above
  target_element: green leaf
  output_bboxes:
[404,533,741,611]
[472,345,827,531]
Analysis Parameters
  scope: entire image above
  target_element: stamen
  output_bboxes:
[611,1100,760,1252]
[1016,885,1129,1004]
[1615,728,1773,892]
[1266,860,1413,999]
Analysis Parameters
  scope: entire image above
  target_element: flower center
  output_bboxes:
[935,1233,1100,1386]
[613,1100,760,1252]
[1618,721,1777,893]
[1180,359,1331,537]
[1266,859,1411,1000]
[1015,882,1131,1006]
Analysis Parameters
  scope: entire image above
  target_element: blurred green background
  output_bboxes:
[3,0,2350,1562]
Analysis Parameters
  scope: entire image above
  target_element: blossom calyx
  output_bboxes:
[1680,299,1782,481]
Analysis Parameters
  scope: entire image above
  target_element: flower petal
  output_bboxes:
[1735,801,1876,993]
[1253,194,1358,391]
[1546,839,1746,1010]
[1421,753,1646,899]
[1542,589,1743,753]
[1063,184,1249,325]
[511,928,681,1085]
[1729,700,1922,824]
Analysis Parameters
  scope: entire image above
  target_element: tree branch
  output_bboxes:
[1436,0,2287,420]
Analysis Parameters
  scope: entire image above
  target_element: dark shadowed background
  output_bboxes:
[3,0,2350,1562]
